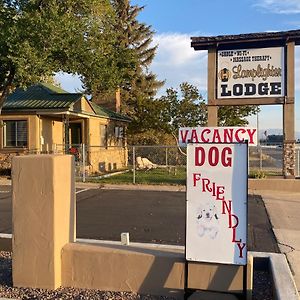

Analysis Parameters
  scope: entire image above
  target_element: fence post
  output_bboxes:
[259,147,263,171]
[133,146,136,184]
[297,149,300,177]
[82,144,86,183]
[165,147,168,167]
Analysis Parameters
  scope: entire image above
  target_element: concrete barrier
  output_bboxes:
[249,178,300,193]
[2,233,298,298]
[251,252,299,300]
[12,155,76,290]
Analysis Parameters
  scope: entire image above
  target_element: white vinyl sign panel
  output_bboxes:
[179,127,257,146]
[217,47,285,99]
[186,143,248,265]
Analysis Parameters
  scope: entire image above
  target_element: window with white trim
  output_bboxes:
[3,120,28,148]
[115,126,125,147]
[100,124,107,147]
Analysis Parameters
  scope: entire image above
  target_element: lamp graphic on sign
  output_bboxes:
[219,68,231,82]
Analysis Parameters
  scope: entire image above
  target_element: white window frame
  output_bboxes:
[3,120,28,148]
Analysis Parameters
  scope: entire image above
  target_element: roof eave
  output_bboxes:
[191,30,300,50]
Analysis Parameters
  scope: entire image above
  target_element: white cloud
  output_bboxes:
[150,33,208,96]
[254,0,300,14]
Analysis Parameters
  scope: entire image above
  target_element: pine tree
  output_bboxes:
[93,0,164,129]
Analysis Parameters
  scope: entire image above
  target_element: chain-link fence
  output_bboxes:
[3,143,300,181]
[249,145,283,177]
[45,144,187,184]
[128,145,187,185]
[249,145,300,177]
[53,144,300,182]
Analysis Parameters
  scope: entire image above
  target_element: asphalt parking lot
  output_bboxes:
[0,185,279,252]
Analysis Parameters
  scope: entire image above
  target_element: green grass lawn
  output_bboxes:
[87,167,186,185]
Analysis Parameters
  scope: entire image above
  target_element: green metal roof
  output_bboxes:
[4,83,81,110]
[3,83,131,122]
[89,102,131,122]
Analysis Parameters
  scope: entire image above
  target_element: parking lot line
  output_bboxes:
[76,188,90,195]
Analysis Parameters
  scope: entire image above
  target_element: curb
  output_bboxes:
[1,234,299,298]
[251,251,299,300]
[75,182,186,192]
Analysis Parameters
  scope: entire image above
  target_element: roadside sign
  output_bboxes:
[186,143,248,265]
[179,127,257,146]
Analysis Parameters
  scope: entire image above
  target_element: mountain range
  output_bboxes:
[259,129,300,140]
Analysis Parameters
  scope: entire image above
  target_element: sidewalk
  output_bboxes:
[250,189,300,295]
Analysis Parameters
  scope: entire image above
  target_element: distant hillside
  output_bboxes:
[259,129,300,140]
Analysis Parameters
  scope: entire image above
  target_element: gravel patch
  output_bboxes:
[252,269,273,300]
[0,251,273,300]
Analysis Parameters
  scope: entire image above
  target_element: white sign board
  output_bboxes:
[179,127,257,146]
[217,47,285,99]
[186,143,248,265]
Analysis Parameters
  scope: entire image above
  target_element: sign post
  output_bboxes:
[185,142,248,297]
[191,30,299,178]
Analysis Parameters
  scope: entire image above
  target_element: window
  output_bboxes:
[115,126,125,147]
[100,125,107,147]
[3,120,28,148]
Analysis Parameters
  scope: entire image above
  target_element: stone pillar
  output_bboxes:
[283,41,295,178]
[12,155,76,289]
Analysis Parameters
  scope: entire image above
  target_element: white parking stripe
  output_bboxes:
[76,188,90,195]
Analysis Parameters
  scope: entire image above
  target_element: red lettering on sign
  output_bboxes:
[195,147,205,166]
[229,214,239,229]
[195,146,233,167]
[221,147,232,167]
[212,129,222,143]
[237,242,246,258]
[191,129,199,143]
[232,227,242,243]
[208,147,219,166]
[200,128,211,143]
[180,130,189,144]
[193,173,201,187]
[216,186,225,200]
[202,178,212,193]
[224,128,234,143]
[246,129,256,144]
[222,200,232,215]
[235,128,246,142]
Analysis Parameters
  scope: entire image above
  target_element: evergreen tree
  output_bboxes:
[93,0,164,126]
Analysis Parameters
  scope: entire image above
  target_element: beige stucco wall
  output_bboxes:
[12,155,76,289]
[62,242,185,298]
[61,242,247,298]
[0,113,128,172]
[40,117,64,152]
[88,147,128,172]
[52,120,64,147]
[88,117,128,172]
[0,115,39,152]
[249,178,300,192]
[73,97,94,114]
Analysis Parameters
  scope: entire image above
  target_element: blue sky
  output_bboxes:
[56,0,300,133]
